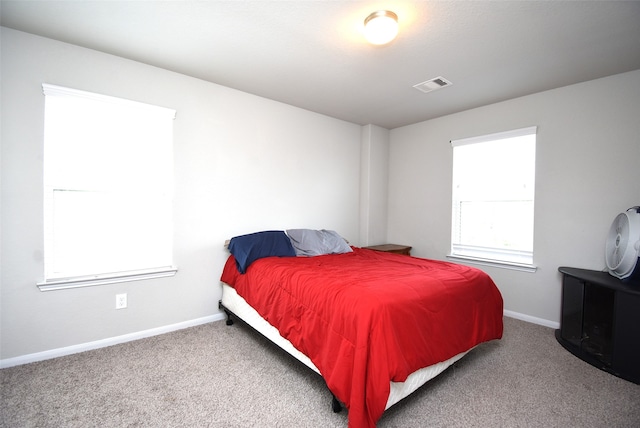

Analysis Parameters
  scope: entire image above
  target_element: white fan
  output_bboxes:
[605,206,640,280]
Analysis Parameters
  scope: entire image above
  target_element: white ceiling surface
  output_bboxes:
[2,1,640,129]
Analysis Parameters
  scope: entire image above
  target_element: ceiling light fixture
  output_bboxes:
[364,10,398,45]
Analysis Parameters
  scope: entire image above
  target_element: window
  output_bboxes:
[449,126,536,271]
[39,84,177,290]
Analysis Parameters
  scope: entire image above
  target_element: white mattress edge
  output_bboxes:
[221,282,321,374]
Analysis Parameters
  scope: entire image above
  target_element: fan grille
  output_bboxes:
[608,214,629,269]
[605,209,640,279]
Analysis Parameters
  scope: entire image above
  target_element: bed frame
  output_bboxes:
[219,282,469,413]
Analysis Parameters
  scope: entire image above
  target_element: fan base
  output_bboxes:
[609,256,640,282]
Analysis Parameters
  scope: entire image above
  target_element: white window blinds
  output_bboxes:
[41,84,177,289]
[450,126,537,269]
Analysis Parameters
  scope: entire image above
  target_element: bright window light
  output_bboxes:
[42,84,176,287]
[450,127,536,268]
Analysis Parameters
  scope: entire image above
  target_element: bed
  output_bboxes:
[219,230,503,428]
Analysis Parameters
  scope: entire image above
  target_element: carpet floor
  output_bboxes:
[1,316,639,427]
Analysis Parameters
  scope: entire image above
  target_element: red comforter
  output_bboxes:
[220,248,503,428]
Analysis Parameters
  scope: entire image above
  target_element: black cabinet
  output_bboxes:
[556,267,640,384]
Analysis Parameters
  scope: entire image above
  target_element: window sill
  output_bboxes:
[37,267,178,291]
[446,254,537,273]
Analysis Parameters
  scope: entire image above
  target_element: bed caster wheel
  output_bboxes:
[226,318,234,326]
[331,395,342,413]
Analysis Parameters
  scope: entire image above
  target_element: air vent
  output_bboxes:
[413,76,452,93]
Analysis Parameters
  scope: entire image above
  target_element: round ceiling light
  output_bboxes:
[364,10,398,45]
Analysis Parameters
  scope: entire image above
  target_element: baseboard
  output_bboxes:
[0,313,226,369]
[2,310,556,369]
[504,309,559,329]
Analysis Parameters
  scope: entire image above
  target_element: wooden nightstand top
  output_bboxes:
[362,244,412,256]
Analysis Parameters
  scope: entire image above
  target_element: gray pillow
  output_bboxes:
[286,229,352,256]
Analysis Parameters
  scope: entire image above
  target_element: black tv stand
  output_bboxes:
[556,267,640,384]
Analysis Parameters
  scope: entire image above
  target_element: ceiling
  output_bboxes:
[2,1,640,129]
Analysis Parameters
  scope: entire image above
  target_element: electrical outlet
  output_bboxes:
[115,293,127,309]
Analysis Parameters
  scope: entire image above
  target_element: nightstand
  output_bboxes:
[363,244,411,256]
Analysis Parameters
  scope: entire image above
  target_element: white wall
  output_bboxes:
[359,124,389,246]
[388,70,640,325]
[3,25,638,363]
[0,28,362,361]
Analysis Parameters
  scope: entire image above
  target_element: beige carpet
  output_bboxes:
[2,316,639,427]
